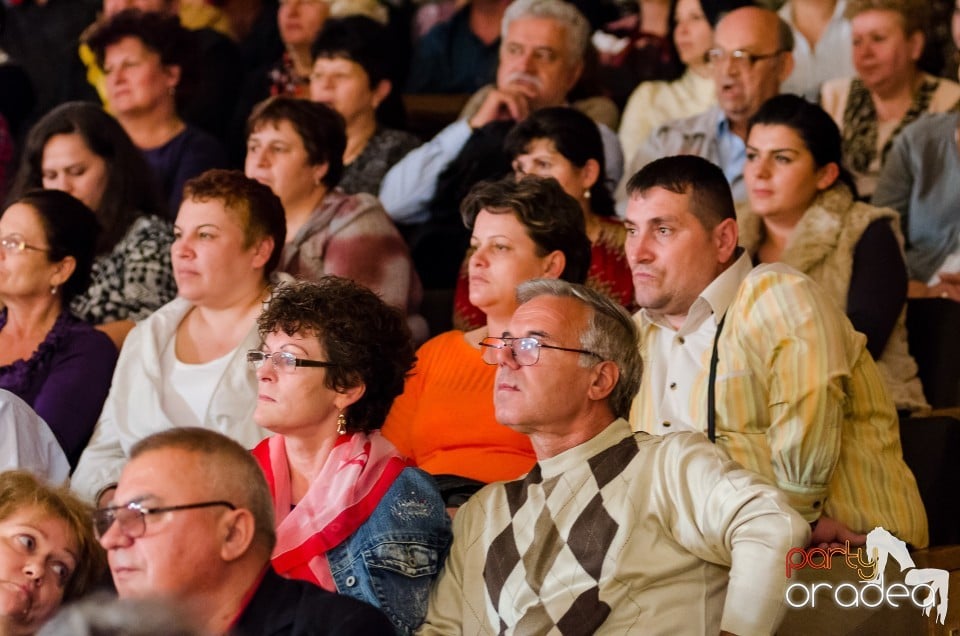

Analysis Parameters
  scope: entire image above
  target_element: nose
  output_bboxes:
[98,516,132,551]
[625,229,654,266]
[255,358,277,382]
[23,559,44,582]
[469,245,488,269]
[496,342,520,369]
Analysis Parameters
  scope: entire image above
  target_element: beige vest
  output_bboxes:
[738,184,929,412]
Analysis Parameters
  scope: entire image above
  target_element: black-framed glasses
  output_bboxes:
[93,499,236,539]
[247,350,338,374]
[479,336,603,366]
[0,234,50,254]
[705,48,785,68]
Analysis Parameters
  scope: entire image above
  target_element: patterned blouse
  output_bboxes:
[339,127,420,196]
[70,215,177,324]
[452,215,637,331]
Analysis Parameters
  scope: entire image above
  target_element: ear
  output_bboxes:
[712,217,739,264]
[586,360,619,403]
[777,51,795,84]
[579,158,600,193]
[541,249,567,279]
[333,383,366,410]
[312,162,329,187]
[250,235,274,270]
[564,60,584,93]
[908,30,925,62]
[371,79,392,110]
[50,255,76,288]
[815,162,840,191]
[163,64,181,90]
[219,509,256,563]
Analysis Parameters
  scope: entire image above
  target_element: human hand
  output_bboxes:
[469,86,533,129]
[808,515,867,548]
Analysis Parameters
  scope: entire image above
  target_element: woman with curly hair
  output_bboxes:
[249,277,450,635]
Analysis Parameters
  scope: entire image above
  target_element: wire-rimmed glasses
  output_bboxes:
[479,336,602,366]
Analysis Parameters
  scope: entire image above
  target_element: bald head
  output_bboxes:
[711,6,794,134]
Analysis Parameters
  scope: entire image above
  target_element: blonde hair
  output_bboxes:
[843,0,930,34]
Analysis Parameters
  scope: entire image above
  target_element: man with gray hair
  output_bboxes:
[617,5,794,205]
[380,0,623,226]
[420,279,808,635]
[94,428,393,635]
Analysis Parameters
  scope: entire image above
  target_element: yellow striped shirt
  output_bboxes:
[629,257,928,547]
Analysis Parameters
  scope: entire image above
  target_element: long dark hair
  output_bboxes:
[8,102,165,255]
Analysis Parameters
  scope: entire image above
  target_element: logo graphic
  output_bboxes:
[785,527,949,625]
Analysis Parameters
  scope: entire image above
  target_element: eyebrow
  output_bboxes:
[174,223,221,231]
[746,145,801,154]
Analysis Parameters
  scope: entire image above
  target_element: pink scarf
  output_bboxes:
[252,431,409,591]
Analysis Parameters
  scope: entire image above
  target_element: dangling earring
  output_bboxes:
[336,412,347,435]
[50,284,58,296]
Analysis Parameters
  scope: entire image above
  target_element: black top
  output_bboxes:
[847,219,907,360]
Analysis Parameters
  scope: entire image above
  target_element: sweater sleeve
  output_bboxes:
[846,220,907,359]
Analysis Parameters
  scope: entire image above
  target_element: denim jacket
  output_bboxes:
[326,466,451,635]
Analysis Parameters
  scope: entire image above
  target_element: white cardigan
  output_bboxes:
[71,297,268,502]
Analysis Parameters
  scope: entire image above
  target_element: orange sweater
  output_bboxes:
[381,330,536,483]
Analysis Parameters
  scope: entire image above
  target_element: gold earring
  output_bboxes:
[337,412,347,435]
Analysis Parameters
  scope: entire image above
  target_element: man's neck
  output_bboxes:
[195,558,269,635]
[528,408,617,460]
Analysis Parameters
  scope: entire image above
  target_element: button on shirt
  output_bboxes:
[638,252,753,435]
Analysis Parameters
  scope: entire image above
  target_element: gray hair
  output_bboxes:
[501,0,590,65]
[515,279,643,420]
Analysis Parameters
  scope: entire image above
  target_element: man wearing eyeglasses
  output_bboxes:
[617,6,794,207]
[95,427,393,635]
[420,278,808,635]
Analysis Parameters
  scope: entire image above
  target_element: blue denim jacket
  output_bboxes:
[326,467,451,635]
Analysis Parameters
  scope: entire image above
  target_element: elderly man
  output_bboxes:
[618,6,794,205]
[420,279,808,635]
[380,0,623,226]
[623,155,928,548]
[94,427,393,635]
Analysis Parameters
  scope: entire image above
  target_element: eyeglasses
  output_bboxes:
[705,48,785,69]
[247,350,338,374]
[0,234,50,254]
[93,499,236,539]
[479,336,602,366]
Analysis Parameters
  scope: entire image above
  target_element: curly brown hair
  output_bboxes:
[256,278,416,433]
[0,471,106,602]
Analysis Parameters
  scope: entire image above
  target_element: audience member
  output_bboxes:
[244,96,426,340]
[9,102,175,349]
[0,389,69,483]
[624,155,928,548]
[380,0,624,227]
[309,16,420,196]
[250,278,450,634]
[619,6,794,206]
[382,177,591,502]
[873,112,960,302]
[93,428,395,634]
[83,9,227,214]
[420,279,809,634]
[778,0,856,100]
[72,170,284,505]
[453,107,634,331]
[619,0,750,165]
[820,0,960,198]
[0,190,117,467]
[0,470,105,636]
[741,94,928,412]
[406,0,508,94]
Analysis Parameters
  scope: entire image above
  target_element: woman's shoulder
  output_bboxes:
[55,314,117,359]
[925,74,960,111]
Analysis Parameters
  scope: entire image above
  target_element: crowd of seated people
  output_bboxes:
[1,0,959,632]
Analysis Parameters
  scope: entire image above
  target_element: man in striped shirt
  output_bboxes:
[624,155,927,548]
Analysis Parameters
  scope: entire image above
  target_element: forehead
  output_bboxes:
[116,448,206,502]
[509,295,589,340]
[104,35,154,59]
[249,119,304,144]
[0,203,44,235]
[176,197,245,232]
[473,209,527,235]
[313,56,365,74]
[747,123,806,148]
[625,186,700,224]
[43,133,93,157]
[714,11,778,51]
[518,138,561,156]
[503,16,570,51]
[852,9,905,32]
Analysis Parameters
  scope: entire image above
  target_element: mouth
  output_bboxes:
[257,394,276,403]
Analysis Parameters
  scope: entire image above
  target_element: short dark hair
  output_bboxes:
[9,101,166,254]
[310,16,389,87]
[460,176,592,284]
[504,107,615,217]
[246,96,346,189]
[129,428,276,554]
[625,155,736,230]
[748,94,856,196]
[82,9,198,114]
[181,170,286,276]
[5,190,101,304]
[0,470,105,602]
[256,278,416,434]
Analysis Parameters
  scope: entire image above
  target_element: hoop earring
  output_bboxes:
[337,412,347,435]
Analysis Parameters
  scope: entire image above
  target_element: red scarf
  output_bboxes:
[252,432,409,591]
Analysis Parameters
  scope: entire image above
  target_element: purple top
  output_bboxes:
[142,125,227,217]
[0,309,118,467]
